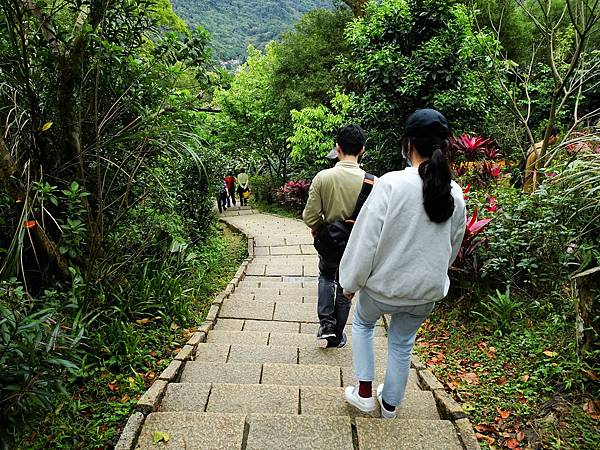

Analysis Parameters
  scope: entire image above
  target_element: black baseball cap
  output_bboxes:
[404,109,451,140]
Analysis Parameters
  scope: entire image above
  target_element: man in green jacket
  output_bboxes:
[302,125,367,348]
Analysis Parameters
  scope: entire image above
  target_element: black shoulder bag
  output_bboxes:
[313,173,375,263]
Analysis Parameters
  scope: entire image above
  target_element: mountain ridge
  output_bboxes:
[171,0,333,65]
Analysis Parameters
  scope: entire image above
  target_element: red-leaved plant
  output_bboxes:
[450,134,497,162]
[276,180,311,213]
[454,209,493,273]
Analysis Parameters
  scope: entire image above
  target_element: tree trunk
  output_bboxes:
[0,134,71,278]
[572,266,600,357]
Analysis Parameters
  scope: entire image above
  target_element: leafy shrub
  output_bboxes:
[249,175,279,204]
[0,279,82,428]
[473,286,523,334]
[342,0,504,173]
[276,180,311,214]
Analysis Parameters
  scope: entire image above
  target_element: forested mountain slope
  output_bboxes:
[171,0,332,64]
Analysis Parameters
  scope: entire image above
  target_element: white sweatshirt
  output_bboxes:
[339,167,466,306]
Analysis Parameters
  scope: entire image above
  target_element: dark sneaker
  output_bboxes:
[317,324,336,340]
[326,332,347,348]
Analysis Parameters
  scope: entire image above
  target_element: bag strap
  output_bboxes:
[347,173,375,223]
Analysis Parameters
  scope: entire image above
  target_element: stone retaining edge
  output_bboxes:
[412,359,481,450]
[114,218,254,449]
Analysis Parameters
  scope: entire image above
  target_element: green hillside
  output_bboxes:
[171,0,333,64]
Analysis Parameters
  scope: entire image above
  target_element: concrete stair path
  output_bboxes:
[130,207,472,449]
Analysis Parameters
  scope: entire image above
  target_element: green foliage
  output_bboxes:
[0,279,83,430]
[342,0,504,173]
[211,8,353,181]
[172,0,333,63]
[418,301,599,449]
[289,92,352,178]
[480,177,599,295]
[472,286,523,334]
[249,175,279,204]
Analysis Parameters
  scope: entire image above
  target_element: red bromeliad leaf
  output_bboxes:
[486,196,497,212]
[469,218,492,236]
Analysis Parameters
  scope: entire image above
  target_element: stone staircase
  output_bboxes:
[119,209,478,450]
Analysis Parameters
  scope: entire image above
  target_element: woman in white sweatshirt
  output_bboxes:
[340,109,466,418]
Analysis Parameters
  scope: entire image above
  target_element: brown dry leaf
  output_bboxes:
[506,438,521,449]
[135,318,150,325]
[583,400,600,420]
[464,372,479,385]
[495,376,508,386]
[517,431,526,442]
[475,424,498,433]
[520,374,530,382]
[120,394,131,403]
[446,380,458,391]
[98,424,109,433]
[107,381,118,392]
[497,408,511,419]
[543,350,558,357]
[149,351,158,357]
[581,368,598,381]
[145,371,156,380]
[475,433,496,445]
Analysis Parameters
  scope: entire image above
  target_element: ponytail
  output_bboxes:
[416,143,454,223]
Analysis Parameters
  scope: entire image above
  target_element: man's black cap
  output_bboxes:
[404,109,450,140]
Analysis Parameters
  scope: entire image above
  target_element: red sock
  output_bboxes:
[358,381,372,398]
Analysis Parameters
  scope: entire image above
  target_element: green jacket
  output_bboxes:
[302,161,366,230]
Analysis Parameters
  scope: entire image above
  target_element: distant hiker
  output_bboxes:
[217,180,228,213]
[224,172,237,207]
[340,109,466,418]
[237,169,250,206]
[520,126,560,193]
[302,125,375,348]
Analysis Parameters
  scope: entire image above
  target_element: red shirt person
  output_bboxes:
[224,173,237,206]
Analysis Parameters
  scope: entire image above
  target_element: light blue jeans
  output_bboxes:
[352,291,435,406]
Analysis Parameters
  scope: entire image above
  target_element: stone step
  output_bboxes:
[246,414,353,450]
[206,330,270,345]
[226,293,308,303]
[213,318,386,336]
[269,331,388,348]
[355,417,463,450]
[300,321,387,336]
[190,342,422,388]
[160,383,439,419]
[214,318,301,333]
[135,412,245,449]
[137,412,460,450]
[181,362,262,384]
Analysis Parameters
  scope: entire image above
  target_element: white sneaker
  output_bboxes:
[376,384,396,419]
[344,386,376,412]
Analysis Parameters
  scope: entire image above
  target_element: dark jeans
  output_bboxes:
[218,193,227,213]
[317,255,352,343]
[227,187,236,207]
